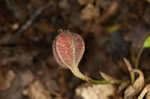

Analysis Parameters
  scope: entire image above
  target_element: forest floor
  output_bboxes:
[0,0,150,99]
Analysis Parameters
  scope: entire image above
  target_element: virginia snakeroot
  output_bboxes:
[53,30,110,84]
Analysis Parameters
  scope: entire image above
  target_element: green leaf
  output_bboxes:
[144,36,150,48]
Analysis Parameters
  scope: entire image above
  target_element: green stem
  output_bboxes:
[89,79,112,84]
[71,66,90,81]
[71,66,112,84]
[135,47,144,68]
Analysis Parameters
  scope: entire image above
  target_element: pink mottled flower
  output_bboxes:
[52,30,85,69]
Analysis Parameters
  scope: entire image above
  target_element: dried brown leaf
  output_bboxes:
[76,84,116,99]
[0,69,15,90]
[124,69,144,99]
[28,81,51,99]
[80,4,100,21]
